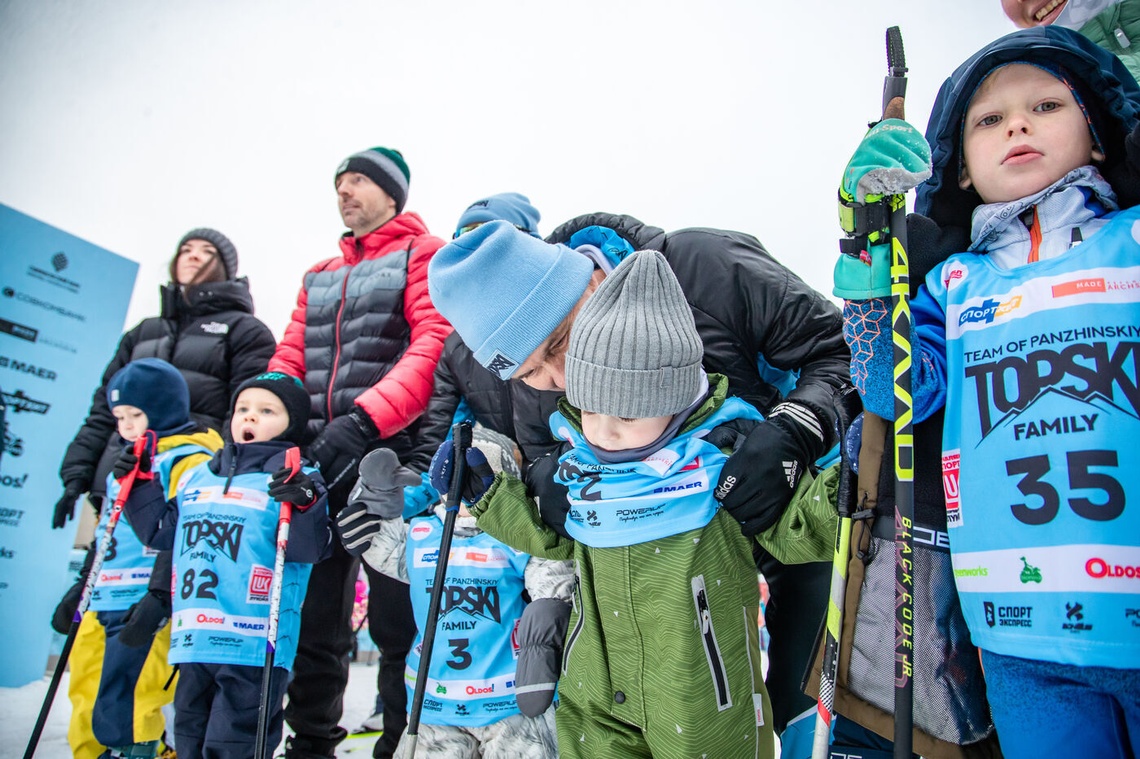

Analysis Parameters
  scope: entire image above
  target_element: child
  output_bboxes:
[836,26,1140,758]
[121,371,331,759]
[53,357,223,759]
[445,250,836,758]
[335,426,571,758]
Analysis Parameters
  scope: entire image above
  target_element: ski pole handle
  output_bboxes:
[882,26,907,121]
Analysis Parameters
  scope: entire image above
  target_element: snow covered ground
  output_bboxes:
[2,659,383,758]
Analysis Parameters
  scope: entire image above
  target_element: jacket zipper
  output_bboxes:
[692,575,732,710]
[223,445,238,494]
[562,571,584,674]
[327,264,351,422]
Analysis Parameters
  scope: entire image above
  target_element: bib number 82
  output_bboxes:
[1006,449,1124,525]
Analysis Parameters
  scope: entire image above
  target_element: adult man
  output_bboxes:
[428,213,850,755]
[270,147,450,759]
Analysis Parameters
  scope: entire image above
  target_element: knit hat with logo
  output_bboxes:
[566,249,703,418]
[174,228,238,280]
[231,372,311,446]
[428,220,595,381]
[106,358,192,437]
[454,192,542,238]
[335,147,411,214]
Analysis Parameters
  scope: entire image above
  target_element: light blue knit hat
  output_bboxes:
[454,192,542,238]
[428,220,594,380]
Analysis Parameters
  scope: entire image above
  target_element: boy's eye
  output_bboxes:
[1035,100,1060,113]
[619,417,638,424]
[977,114,1001,128]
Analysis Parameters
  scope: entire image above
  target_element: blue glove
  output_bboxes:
[429,439,495,505]
[841,118,931,203]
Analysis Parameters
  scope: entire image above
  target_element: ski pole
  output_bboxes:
[811,388,862,759]
[406,421,473,758]
[23,430,155,759]
[254,446,302,759]
[882,25,916,759]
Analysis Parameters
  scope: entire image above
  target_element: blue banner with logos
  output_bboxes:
[0,204,138,687]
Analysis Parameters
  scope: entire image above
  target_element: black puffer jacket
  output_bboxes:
[59,279,276,497]
[520,213,851,533]
[546,213,850,441]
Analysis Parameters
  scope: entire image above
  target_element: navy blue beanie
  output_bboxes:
[428,220,595,381]
[106,358,191,436]
[454,192,542,238]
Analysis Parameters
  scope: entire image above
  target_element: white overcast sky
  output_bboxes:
[1,1,1013,341]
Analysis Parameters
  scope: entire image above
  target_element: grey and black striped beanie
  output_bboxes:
[335,146,411,214]
[565,249,703,418]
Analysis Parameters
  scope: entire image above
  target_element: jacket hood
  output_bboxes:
[546,212,667,253]
[916,26,1140,231]
[337,211,430,264]
[161,277,256,319]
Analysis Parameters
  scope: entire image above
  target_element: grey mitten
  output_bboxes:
[514,598,571,717]
[348,449,421,519]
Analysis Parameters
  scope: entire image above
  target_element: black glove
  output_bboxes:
[308,408,377,488]
[514,598,572,717]
[117,590,171,648]
[52,482,85,530]
[429,439,495,504]
[112,445,152,481]
[268,467,319,510]
[52,579,84,634]
[714,406,821,537]
[335,501,382,557]
[349,449,422,520]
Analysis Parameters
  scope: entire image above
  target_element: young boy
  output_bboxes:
[121,372,331,759]
[442,250,836,759]
[54,358,223,759]
[335,426,570,758]
[836,26,1140,758]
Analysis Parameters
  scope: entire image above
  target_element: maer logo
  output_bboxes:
[958,295,1022,327]
[181,519,243,561]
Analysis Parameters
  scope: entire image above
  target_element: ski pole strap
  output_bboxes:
[838,191,892,258]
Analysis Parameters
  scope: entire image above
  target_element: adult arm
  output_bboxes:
[470,473,575,561]
[58,326,144,491]
[353,235,453,438]
[405,332,466,473]
[225,314,277,396]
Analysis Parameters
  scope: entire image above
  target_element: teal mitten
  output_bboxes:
[834,241,892,300]
[841,118,931,202]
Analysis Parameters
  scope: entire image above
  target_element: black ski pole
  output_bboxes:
[881,25,916,759]
[405,421,472,758]
[23,431,155,759]
[254,446,302,759]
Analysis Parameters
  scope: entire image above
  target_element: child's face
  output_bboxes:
[581,411,672,452]
[1001,0,1066,28]
[231,388,289,443]
[959,64,1102,205]
[113,404,149,442]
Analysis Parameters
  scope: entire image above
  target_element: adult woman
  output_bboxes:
[53,227,276,525]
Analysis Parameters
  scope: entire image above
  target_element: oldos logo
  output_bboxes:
[1086,557,1140,580]
[181,519,243,561]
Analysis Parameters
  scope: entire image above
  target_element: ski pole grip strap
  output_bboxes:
[838,193,891,240]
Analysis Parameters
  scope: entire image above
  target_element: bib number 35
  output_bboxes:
[1006,449,1124,525]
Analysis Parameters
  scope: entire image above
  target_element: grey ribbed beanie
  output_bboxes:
[565,250,703,418]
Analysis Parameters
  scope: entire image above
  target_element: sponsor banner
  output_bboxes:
[411,545,513,569]
[946,265,1140,336]
[952,544,1140,594]
[173,607,268,634]
[0,204,137,686]
[402,666,516,701]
